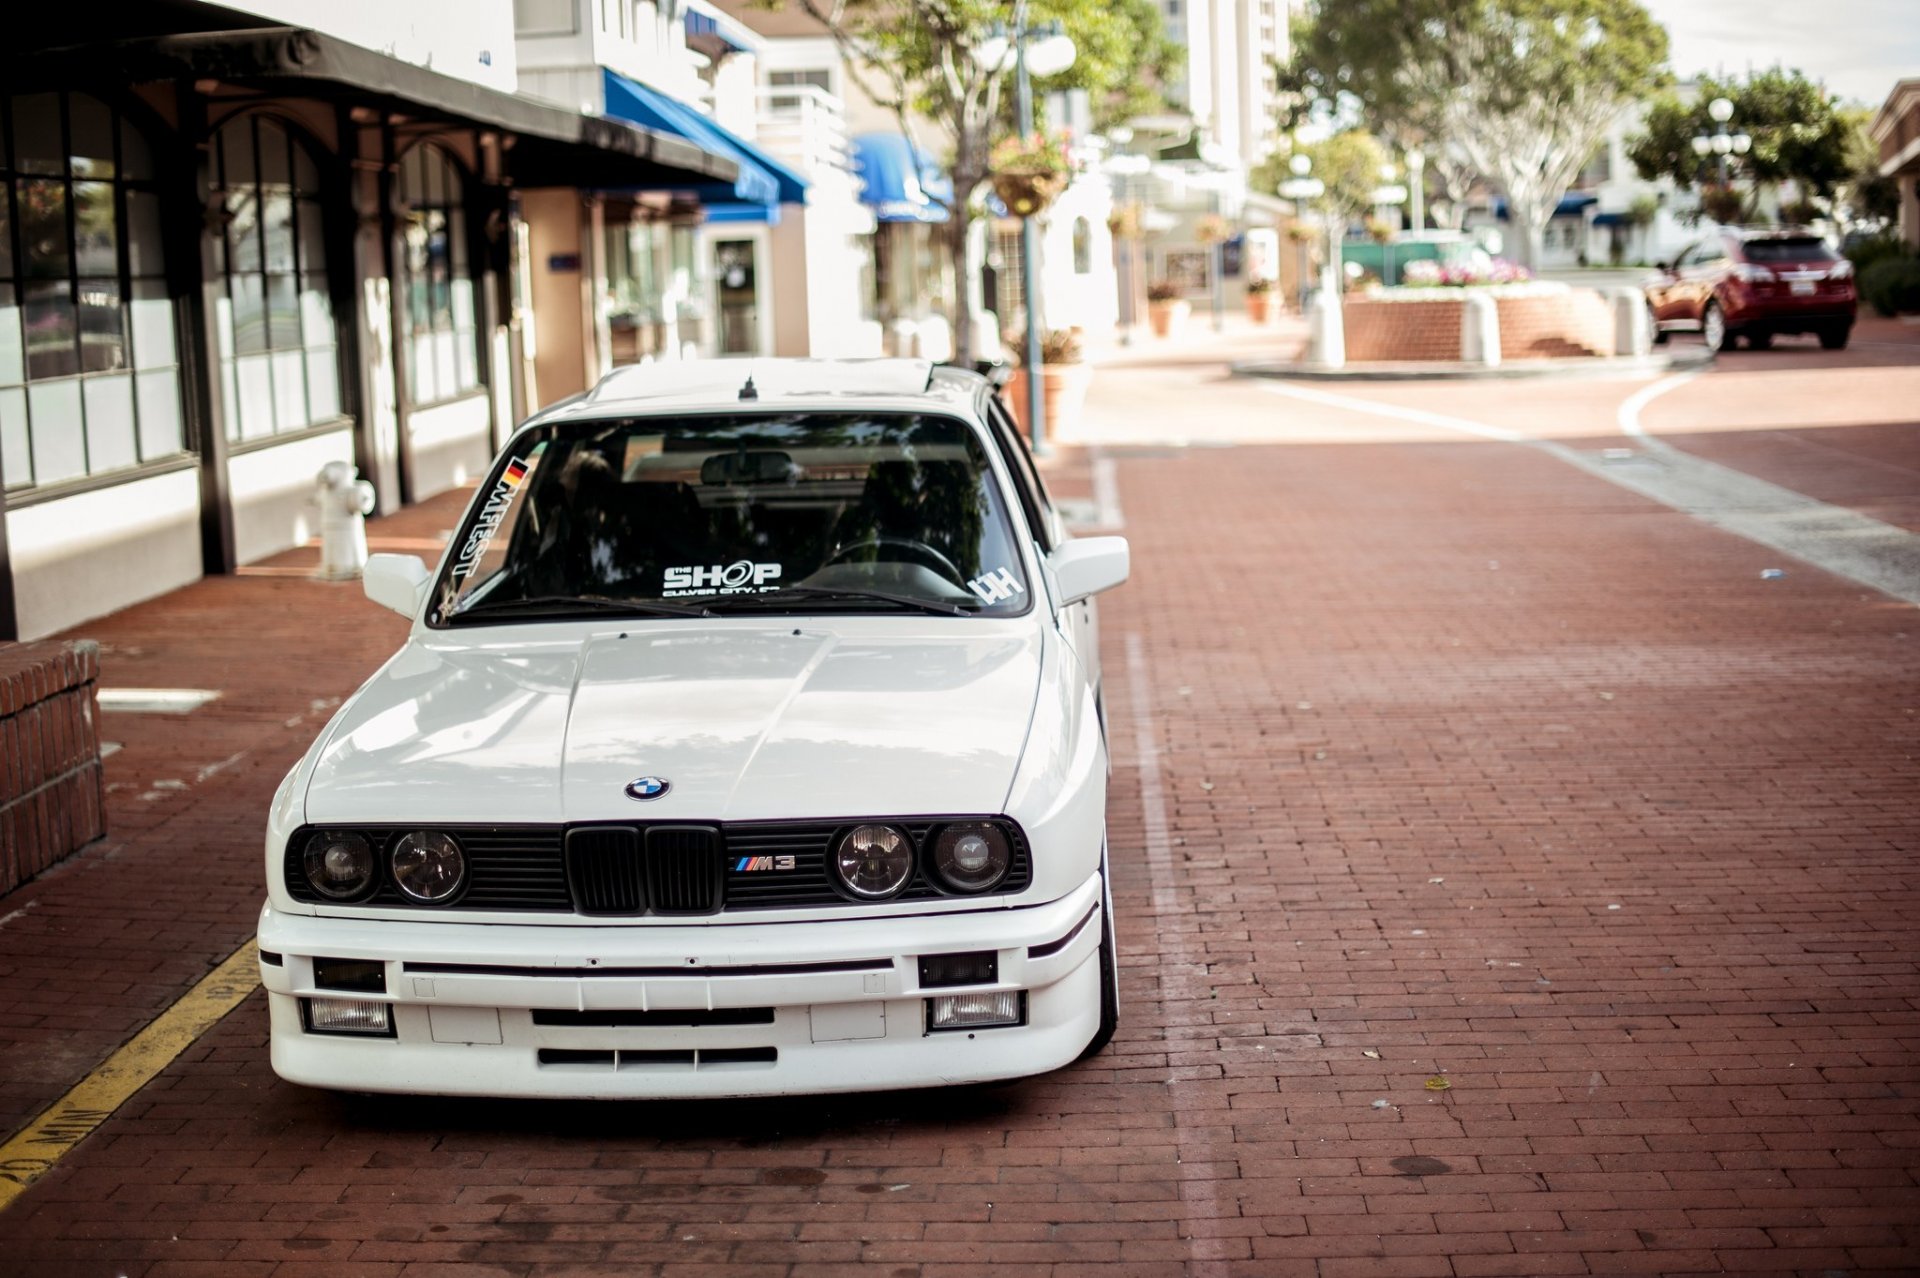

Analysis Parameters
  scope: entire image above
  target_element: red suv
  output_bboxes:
[1645,227,1856,352]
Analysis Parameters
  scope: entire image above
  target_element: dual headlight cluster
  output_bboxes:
[303,830,465,904]
[834,822,1012,900]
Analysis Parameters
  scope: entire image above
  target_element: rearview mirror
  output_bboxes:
[364,553,432,619]
[1049,537,1129,606]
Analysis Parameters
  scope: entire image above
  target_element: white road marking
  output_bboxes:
[1259,379,1920,607]
[96,688,221,714]
[1091,449,1126,529]
[1123,631,1230,1278]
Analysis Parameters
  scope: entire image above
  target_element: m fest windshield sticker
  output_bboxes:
[450,457,529,579]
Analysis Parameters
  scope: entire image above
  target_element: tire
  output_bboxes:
[1077,843,1120,1061]
[1746,331,1772,350]
[1819,324,1851,350]
[1701,301,1728,353]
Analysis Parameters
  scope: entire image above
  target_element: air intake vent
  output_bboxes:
[645,825,724,915]
[564,826,644,915]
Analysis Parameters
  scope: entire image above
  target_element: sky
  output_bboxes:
[1641,0,1919,108]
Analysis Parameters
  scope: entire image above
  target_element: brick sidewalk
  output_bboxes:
[2,351,1918,1273]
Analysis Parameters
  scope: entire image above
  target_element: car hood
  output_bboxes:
[302,623,1044,825]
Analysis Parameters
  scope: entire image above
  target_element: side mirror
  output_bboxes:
[1655,260,1671,274]
[364,553,432,619]
[1049,536,1129,606]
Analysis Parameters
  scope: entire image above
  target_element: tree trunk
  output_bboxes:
[1507,205,1545,271]
[946,209,976,363]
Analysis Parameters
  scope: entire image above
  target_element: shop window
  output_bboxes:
[1,92,186,493]
[209,115,341,443]
[397,143,480,407]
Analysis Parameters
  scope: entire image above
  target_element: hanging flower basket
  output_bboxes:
[990,131,1072,217]
[1194,213,1234,245]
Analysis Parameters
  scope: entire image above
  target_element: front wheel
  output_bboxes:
[1819,323,1852,350]
[1702,301,1728,354]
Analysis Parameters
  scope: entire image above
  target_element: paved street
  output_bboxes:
[3,324,1918,1275]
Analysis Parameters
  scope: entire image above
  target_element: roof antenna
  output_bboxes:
[739,372,759,402]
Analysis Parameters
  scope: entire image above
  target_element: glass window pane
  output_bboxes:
[0,198,11,278]
[119,116,154,180]
[20,180,71,279]
[297,199,327,273]
[0,286,22,385]
[299,274,333,347]
[221,358,240,441]
[13,93,65,176]
[24,282,78,379]
[293,137,319,194]
[305,346,339,421]
[263,192,295,272]
[231,273,267,355]
[409,335,435,403]
[213,293,235,359]
[266,273,299,349]
[0,387,29,488]
[83,372,137,473]
[271,349,307,430]
[425,150,447,205]
[235,353,274,439]
[226,189,260,273]
[220,119,255,187]
[131,279,175,370]
[433,330,457,396]
[28,379,85,483]
[69,95,116,179]
[400,147,424,202]
[258,119,290,186]
[136,369,184,459]
[73,181,118,275]
[76,277,126,373]
[451,279,475,329]
[455,327,477,391]
[126,190,165,277]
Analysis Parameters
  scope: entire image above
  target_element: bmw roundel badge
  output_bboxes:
[624,776,671,801]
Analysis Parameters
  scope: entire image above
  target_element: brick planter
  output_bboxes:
[1,641,106,895]
[1343,289,1615,361]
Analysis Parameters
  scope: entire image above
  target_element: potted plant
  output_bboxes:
[1146,280,1189,338]
[1244,276,1275,323]
[1004,327,1092,441]
[989,131,1072,217]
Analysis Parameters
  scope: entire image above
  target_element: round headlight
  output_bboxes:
[832,824,914,899]
[931,822,1012,893]
[303,831,375,900]
[390,831,467,903]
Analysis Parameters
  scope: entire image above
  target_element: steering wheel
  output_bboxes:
[822,536,966,586]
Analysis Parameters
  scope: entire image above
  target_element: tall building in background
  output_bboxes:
[1156,0,1290,171]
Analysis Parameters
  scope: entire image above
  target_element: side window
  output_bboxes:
[1700,238,1731,267]
[982,393,1055,552]
[1672,243,1699,269]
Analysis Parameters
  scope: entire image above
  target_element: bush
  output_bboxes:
[1859,257,1920,317]
[1845,233,1912,273]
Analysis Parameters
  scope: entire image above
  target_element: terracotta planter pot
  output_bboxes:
[1147,299,1191,339]
[1245,293,1273,324]
[1005,364,1093,442]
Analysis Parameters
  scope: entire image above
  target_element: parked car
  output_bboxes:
[258,359,1128,1099]
[1645,227,1856,351]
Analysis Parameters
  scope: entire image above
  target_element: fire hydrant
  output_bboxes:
[315,461,377,581]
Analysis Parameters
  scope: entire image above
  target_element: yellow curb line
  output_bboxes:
[0,940,260,1213]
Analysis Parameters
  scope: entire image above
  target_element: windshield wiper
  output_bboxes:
[449,593,716,622]
[708,585,980,617]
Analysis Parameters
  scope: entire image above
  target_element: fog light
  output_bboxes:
[927,991,1022,1031]
[303,996,393,1036]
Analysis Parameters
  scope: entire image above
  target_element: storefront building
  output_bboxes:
[0,6,735,640]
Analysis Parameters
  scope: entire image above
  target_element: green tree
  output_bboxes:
[1251,131,1390,229]
[781,0,1171,358]
[1627,70,1854,217]
[1281,0,1670,268]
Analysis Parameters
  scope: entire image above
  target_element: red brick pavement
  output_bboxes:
[2,352,1919,1274]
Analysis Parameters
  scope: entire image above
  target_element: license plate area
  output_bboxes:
[1790,280,1816,295]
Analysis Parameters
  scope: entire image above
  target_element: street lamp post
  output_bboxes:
[1278,154,1323,314]
[1690,95,1752,197]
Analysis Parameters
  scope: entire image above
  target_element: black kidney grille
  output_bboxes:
[565,826,644,915]
[285,819,1029,914]
[645,826,725,914]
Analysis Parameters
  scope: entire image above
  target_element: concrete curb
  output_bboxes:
[1231,348,1715,382]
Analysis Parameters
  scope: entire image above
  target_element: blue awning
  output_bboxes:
[1591,211,1627,227]
[685,9,752,54]
[1492,192,1599,221]
[601,69,807,210]
[851,132,951,223]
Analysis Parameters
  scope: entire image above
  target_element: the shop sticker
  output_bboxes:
[967,567,1024,604]
[450,457,529,579]
[663,560,783,596]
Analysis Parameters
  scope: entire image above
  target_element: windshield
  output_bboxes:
[1743,237,1836,263]
[428,411,1033,625]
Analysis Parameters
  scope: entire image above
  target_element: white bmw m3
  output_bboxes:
[257,358,1129,1098]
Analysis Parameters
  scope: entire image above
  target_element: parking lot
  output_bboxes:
[2,321,1917,1275]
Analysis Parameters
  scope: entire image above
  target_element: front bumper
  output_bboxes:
[258,873,1104,1098]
